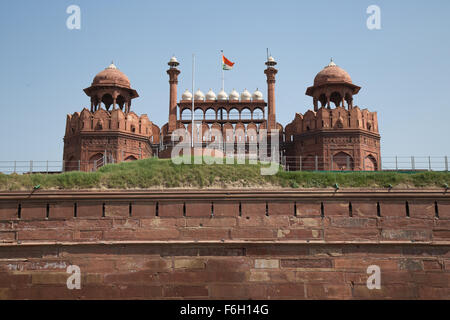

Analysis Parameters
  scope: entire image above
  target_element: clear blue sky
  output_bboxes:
[0,0,449,161]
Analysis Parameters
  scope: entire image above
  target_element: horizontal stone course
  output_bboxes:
[0,199,446,244]
[0,195,448,299]
[0,243,447,299]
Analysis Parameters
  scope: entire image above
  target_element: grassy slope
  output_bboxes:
[0,157,449,190]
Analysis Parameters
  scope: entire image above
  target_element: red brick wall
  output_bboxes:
[0,193,448,299]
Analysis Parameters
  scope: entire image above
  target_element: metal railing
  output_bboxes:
[282,156,449,172]
[0,155,448,174]
[0,160,110,174]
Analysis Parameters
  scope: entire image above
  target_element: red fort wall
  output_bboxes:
[0,190,448,299]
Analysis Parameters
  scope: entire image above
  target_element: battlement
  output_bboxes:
[284,106,379,140]
[63,108,161,171]
[65,108,160,143]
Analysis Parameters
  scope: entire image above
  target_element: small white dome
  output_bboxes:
[169,56,178,64]
[326,58,336,68]
[182,89,192,100]
[217,89,228,101]
[106,61,117,70]
[194,89,205,101]
[268,56,275,62]
[240,89,252,101]
[205,88,216,100]
[252,88,263,100]
[229,89,239,101]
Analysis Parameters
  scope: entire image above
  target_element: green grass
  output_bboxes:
[0,157,448,190]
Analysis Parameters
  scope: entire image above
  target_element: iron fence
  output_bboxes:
[282,156,449,172]
[0,155,448,174]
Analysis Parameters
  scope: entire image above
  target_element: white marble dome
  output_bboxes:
[194,89,205,101]
[229,89,239,101]
[217,89,228,101]
[252,88,263,100]
[240,89,252,101]
[205,88,216,100]
[182,89,192,100]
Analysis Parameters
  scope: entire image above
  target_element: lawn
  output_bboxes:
[0,157,448,190]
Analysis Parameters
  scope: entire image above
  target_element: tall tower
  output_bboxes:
[284,59,381,171]
[264,56,278,131]
[167,56,180,133]
[63,63,160,172]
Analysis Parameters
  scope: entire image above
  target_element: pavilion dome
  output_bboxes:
[252,88,263,101]
[313,59,352,87]
[240,89,252,101]
[194,89,205,101]
[182,89,192,100]
[217,89,228,101]
[205,89,217,100]
[229,89,239,101]
[92,62,131,88]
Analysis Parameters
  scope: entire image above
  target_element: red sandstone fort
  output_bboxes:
[63,56,380,171]
[0,56,448,301]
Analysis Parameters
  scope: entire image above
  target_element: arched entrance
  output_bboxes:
[89,153,104,172]
[332,152,354,171]
[124,155,138,161]
[364,155,378,171]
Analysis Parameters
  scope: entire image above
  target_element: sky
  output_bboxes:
[0,0,449,163]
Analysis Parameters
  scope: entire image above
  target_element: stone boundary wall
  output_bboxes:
[0,190,448,299]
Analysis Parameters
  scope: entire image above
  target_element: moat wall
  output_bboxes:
[0,190,448,299]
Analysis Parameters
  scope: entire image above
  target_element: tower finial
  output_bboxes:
[327,57,336,67]
[107,61,117,69]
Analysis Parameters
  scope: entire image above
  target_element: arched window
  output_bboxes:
[330,91,343,107]
[116,95,126,111]
[101,94,113,111]
[194,109,204,121]
[217,108,227,120]
[205,109,216,120]
[241,108,251,120]
[229,108,239,120]
[181,109,192,120]
[318,94,327,107]
[253,108,264,120]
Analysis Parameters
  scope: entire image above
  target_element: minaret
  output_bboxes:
[264,56,278,131]
[167,56,180,133]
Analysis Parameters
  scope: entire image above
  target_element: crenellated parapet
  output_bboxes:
[65,108,160,144]
[284,106,379,141]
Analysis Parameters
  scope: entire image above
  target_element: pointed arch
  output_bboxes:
[364,154,378,171]
[332,151,354,171]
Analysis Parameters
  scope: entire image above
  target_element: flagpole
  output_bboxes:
[221,50,224,91]
[191,54,195,148]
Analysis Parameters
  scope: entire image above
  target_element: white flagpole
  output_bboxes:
[221,50,224,91]
[191,54,195,148]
